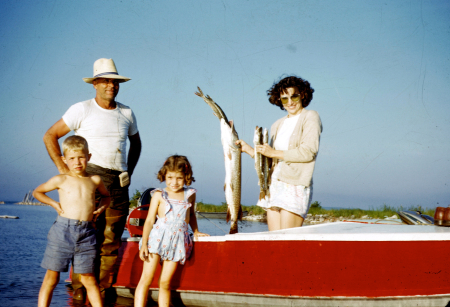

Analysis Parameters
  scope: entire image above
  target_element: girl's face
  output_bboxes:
[165,171,185,193]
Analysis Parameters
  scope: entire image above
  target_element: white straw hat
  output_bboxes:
[83,58,131,84]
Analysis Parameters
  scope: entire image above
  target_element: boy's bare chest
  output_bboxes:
[60,177,96,197]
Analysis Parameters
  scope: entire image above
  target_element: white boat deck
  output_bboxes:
[197,221,450,242]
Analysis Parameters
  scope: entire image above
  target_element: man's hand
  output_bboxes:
[92,204,108,221]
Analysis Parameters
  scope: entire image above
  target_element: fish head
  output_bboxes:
[263,128,269,143]
[253,126,263,145]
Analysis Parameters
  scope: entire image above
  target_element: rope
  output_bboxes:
[196,212,228,234]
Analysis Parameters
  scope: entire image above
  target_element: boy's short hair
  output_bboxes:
[62,135,89,156]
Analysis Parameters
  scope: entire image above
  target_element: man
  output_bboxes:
[43,58,142,300]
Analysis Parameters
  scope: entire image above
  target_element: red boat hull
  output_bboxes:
[114,238,450,298]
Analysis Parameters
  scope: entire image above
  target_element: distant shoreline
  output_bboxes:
[14,202,49,206]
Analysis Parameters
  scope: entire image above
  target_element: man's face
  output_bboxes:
[93,78,120,102]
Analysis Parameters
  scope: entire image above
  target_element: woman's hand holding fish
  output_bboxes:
[256,144,283,160]
[235,140,254,158]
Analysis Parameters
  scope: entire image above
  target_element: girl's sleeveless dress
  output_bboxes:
[140,187,195,265]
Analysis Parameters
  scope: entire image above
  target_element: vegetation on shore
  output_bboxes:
[196,201,435,218]
[129,190,435,218]
[196,202,267,215]
[129,190,142,208]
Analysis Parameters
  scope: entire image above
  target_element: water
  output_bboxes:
[0,203,268,306]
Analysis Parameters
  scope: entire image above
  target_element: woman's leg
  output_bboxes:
[80,273,102,307]
[158,261,179,307]
[38,270,60,307]
[267,208,281,231]
[134,254,161,307]
[280,209,304,229]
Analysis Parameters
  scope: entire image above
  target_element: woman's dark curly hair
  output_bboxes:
[267,75,314,111]
[157,155,195,186]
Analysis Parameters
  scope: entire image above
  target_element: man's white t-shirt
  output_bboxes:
[62,99,138,171]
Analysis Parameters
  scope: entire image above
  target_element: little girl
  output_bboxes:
[134,155,209,307]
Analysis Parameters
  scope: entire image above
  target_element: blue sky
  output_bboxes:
[1,0,449,209]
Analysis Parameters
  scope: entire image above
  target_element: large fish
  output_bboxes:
[195,87,243,234]
[253,126,265,200]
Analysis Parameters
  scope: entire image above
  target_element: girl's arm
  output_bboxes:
[188,194,209,239]
[92,176,111,221]
[33,175,65,215]
[139,192,161,261]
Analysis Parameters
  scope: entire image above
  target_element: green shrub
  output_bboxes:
[129,189,142,208]
[195,202,267,216]
[310,201,322,209]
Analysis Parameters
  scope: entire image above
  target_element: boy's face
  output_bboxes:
[62,150,91,175]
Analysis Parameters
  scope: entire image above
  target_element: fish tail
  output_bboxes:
[238,205,243,220]
[229,221,238,234]
[259,190,265,200]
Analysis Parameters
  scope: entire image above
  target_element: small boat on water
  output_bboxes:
[111,205,450,306]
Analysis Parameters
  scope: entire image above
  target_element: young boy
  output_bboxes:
[33,135,110,307]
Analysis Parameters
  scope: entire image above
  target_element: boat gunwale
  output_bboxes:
[193,222,450,242]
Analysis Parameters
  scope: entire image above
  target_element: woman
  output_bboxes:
[237,76,322,231]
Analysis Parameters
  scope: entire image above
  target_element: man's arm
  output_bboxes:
[43,119,71,174]
[127,132,141,177]
[92,177,111,221]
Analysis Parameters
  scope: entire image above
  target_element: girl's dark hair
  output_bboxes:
[157,155,195,186]
[267,75,314,110]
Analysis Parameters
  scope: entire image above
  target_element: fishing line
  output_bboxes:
[196,212,227,234]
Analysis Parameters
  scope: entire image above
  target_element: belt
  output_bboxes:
[56,215,94,227]
[87,163,122,175]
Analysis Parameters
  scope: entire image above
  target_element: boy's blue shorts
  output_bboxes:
[41,216,97,274]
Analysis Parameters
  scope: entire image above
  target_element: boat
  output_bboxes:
[111,204,450,306]
[16,190,44,205]
[398,210,434,225]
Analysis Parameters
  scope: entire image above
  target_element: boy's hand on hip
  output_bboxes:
[56,204,64,215]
